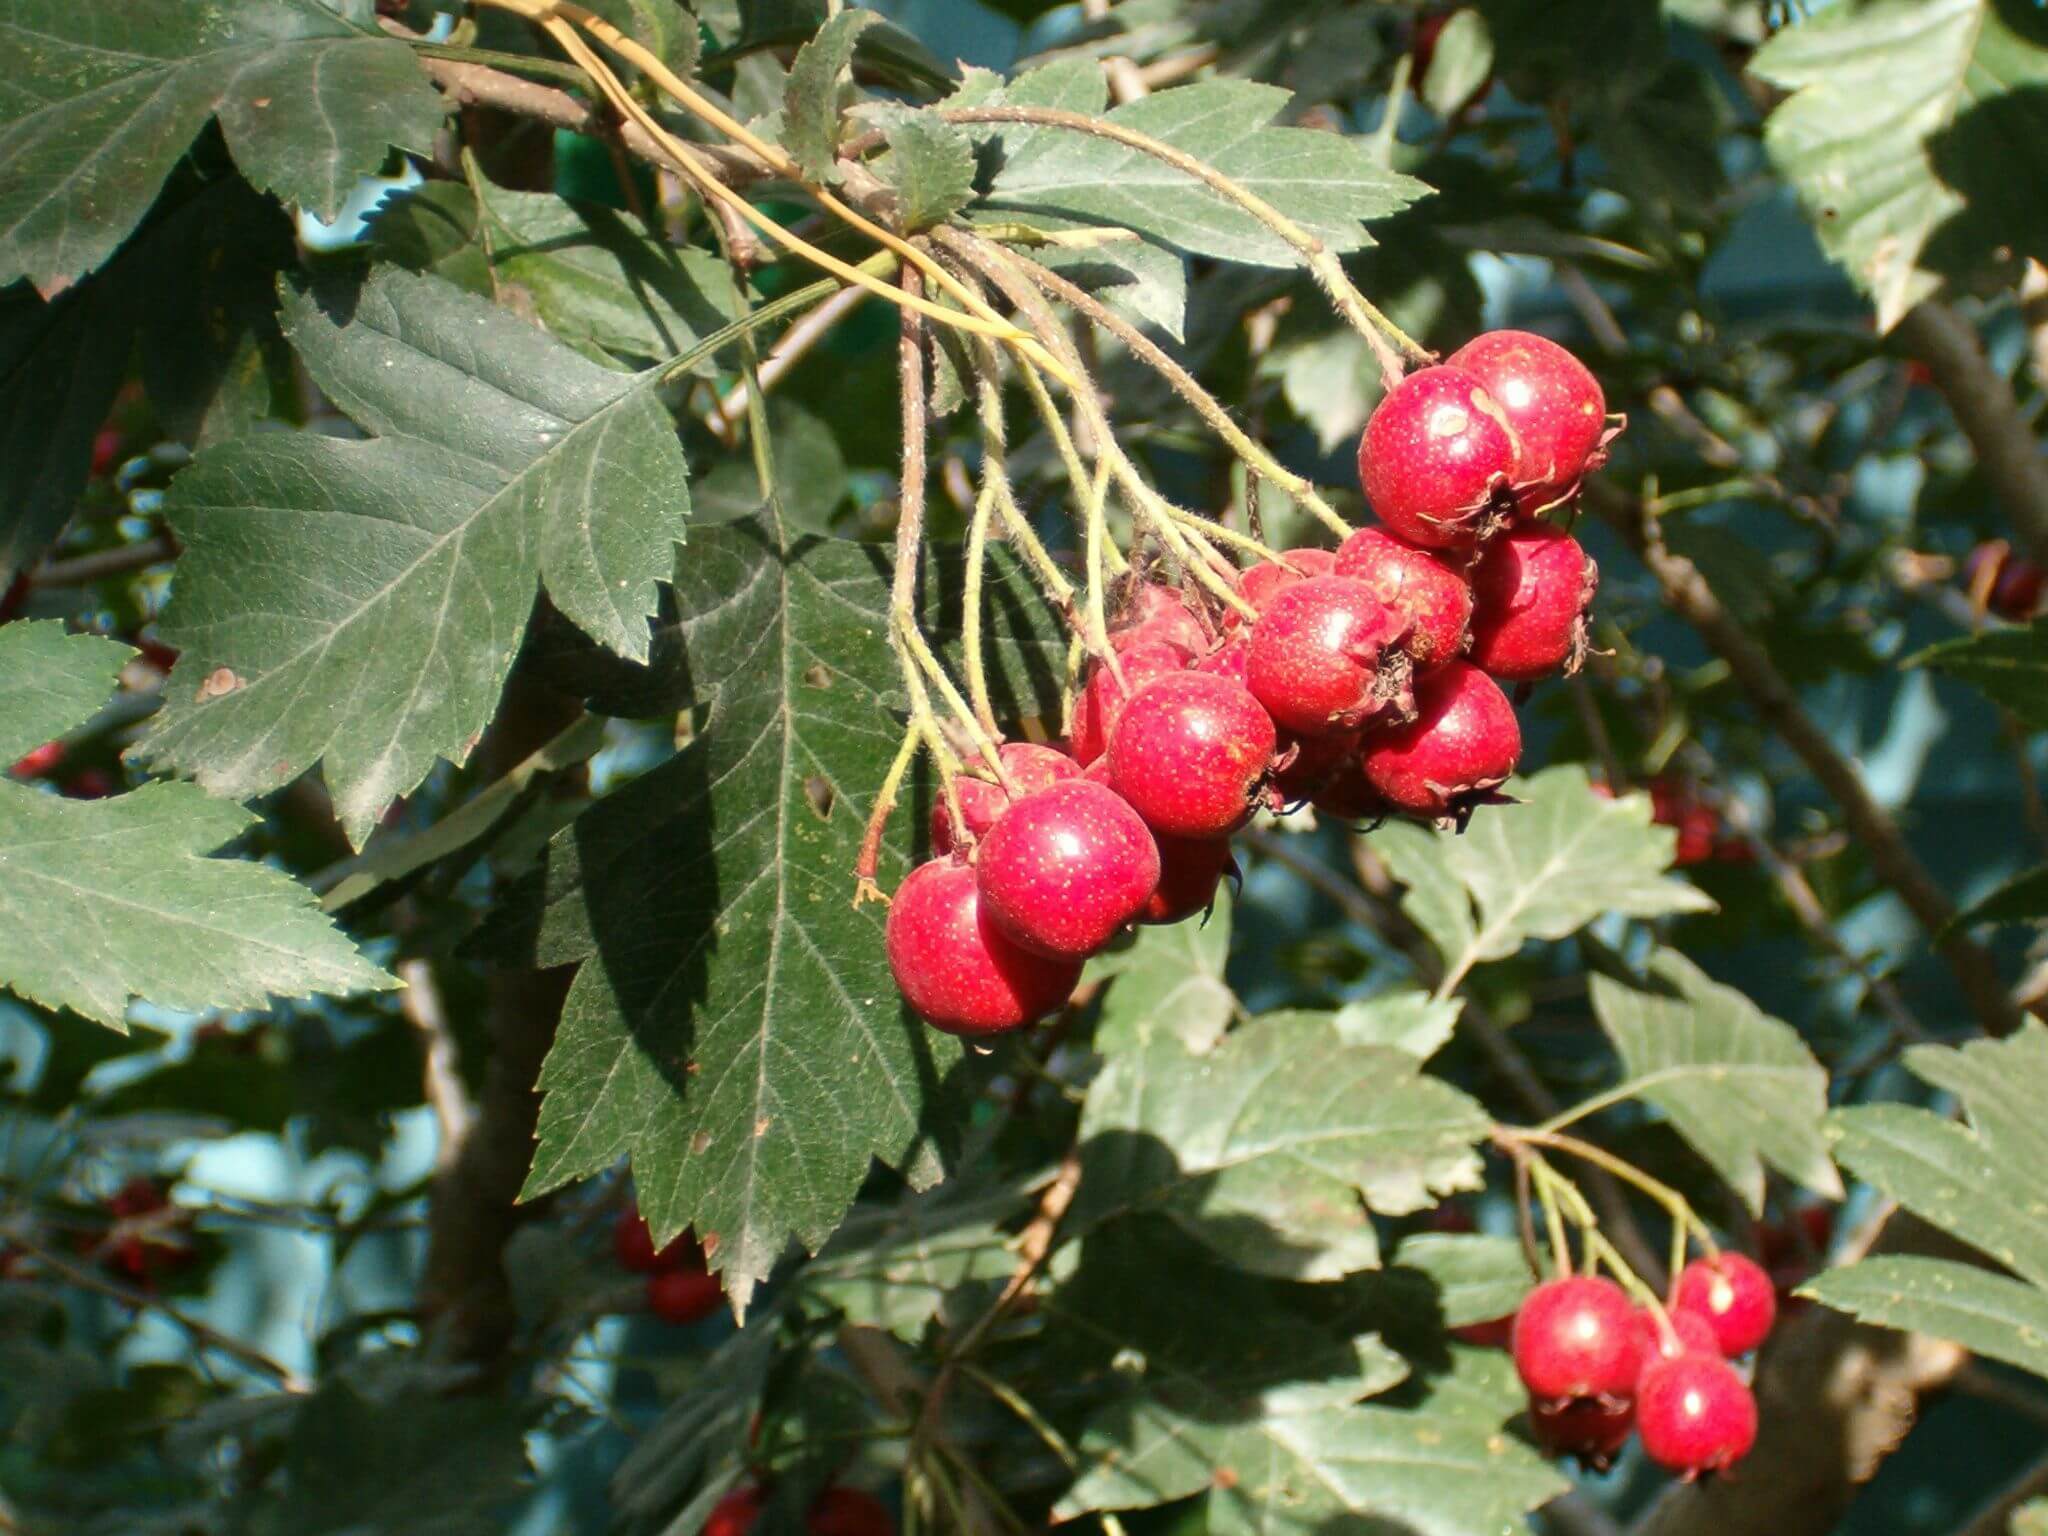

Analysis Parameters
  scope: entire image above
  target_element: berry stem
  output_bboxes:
[853,722,923,904]
[962,474,1002,741]
[967,342,1083,625]
[1503,1125,1720,1256]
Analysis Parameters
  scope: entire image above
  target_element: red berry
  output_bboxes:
[1114,581,1207,657]
[10,740,64,779]
[974,781,1160,959]
[1635,1350,1758,1477]
[1512,1276,1643,1402]
[1994,558,2046,619]
[647,1265,723,1324]
[1107,672,1278,837]
[1192,634,1251,688]
[1466,524,1596,682]
[1068,640,1184,765]
[1332,526,1474,670]
[1635,1305,1720,1371]
[703,1487,763,1536]
[62,768,116,799]
[1674,1253,1777,1357]
[1446,330,1607,515]
[930,743,1080,854]
[886,859,1081,1035]
[1450,1314,1514,1349]
[1358,366,1519,548]
[1246,576,1408,737]
[1269,730,1355,806]
[1230,549,1337,628]
[1530,1393,1636,1470]
[1310,752,1388,822]
[1359,661,1520,818]
[110,1177,169,1219]
[614,1209,662,1272]
[1140,834,1235,924]
[805,1488,894,1536]
[90,427,126,479]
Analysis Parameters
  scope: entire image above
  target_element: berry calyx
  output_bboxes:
[647,1265,723,1325]
[1530,1393,1635,1471]
[1359,661,1521,819]
[1674,1253,1777,1357]
[1140,834,1236,924]
[1358,366,1519,548]
[1634,1350,1759,1477]
[1107,672,1278,838]
[1466,524,1596,683]
[975,781,1161,959]
[1446,330,1607,514]
[1246,576,1409,737]
[1511,1275,1643,1402]
[886,859,1082,1035]
[930,742,1080,854]
[1332,526,1474,670]
[1069,640,1184,765]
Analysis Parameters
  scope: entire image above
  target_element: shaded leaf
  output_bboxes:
[864,105,977,231]
[1088,885,1236,1054]
[1906,618,2048,730]
[1075,1013,1489,1280]
[0,0,445,295]
[0,622,132,763]
[1421,9,1495,116]
[1801,1255,2048,1379]
[142,266,692,846]
[783,9,881,182]
[1391,1233,1534,1329]
[1589,948,1841,1210]
[1947,864,2048,932]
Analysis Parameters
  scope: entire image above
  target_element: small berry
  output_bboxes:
[1636,1305,1721,1370]
[1192,634,1251,688]
[1635,1350,1758,1477]
[1446,330,1608,514]
[930,743,1080,854]
[805,1488,894,1536]
[62,768,116,799]
[647,1266,723,1325]
[1113,581,1207,657]
[1359,661,1521,818]
[1674,1253,1777,1357]
[1358,366,1519,548]
[1230,549,1338,627]
[1269,730,1355,806]
[90,427,126,480]
[1451,1314,1515,1349]
[1466,524,1596,682]
[1964,542,2046,621]
[1311,753,1388,822]
[703,1487,763,1536]
[614,1209,661,1272]
[109,1177,169,1219]
[886,859,1082,1035]
[1332,526,1474,670]
[1069,640,1184,765]
[10,740,64,779]
[1246,576,1408,737]
[975,781,1161,959]
[1530,1393,1635,1470]
[1512,1275,1642,1402]
[1140,834,1235,924]
[1107,672,1278,837]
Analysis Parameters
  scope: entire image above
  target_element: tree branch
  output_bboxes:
[1894,301,2048,570]
[1597,487,2026,1038]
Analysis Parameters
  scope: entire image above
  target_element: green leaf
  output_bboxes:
[1948,864,2048,932]
[369,176,740,370]
[141,266,692,846]
[611,1321,777,1534]
[1087,885,1236,1054]
[1421,9,1495,116]
[1906,618,2048,730]
[1368,765,1715,982]
[1828,1105,2048,1289]
[1588,948,1840,1211]
[782,9,881,183]
[1800,1255,2048,1379]
[580,0,702,77]
[1333,989,1462,1060]
[1752,0,2048,328]
[983,77,1431,268]
[514,517,1072,1314]
[0,780,395,1030]
[862,105,977,232]
[0,622,133,762]
[1075,1013,1490,1280]
[1392,1233,1534,1329]
[0,0,446,295]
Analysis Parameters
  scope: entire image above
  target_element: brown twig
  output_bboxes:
[32,536,179,587]
[704,283,870,442]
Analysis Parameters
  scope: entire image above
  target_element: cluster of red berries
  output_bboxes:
[1964,539,2045,622]
[702,1484,892,1536]
[613,1203,723,1325]
[1510,1253,1775,1478]
[886,330,1613,1036]
[7,738,117,799]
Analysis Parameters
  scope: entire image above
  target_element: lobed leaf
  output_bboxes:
[1801,1255,2048,1380]
[0,622,133,762]
[1906,618,2048,731]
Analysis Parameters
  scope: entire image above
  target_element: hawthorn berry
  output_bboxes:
[1140,834,1235,924]
[975,780,1161,959]
[702,1486,893,1536]
[1674,1253,1777,1357]
[10,740,63,779]
[1310,753,1388,822]
[1068,639,1184,765]
[1192,634,1251,688]
[1229,549,1337,627]
[1269,730,1355,806]
[1332,526,1474,670]
[1358,366,1518,548]
[1530,1393,1635,1470]
[1446,330,1607,514]
[929,742,1080,854]
[614,1208,701,1274]
[1964,541,2046,620]
[1511,1275,1642,1402]
[1635,1349,1758,1477]
[1465,524,1596,682]
[886,859,1082,1035]
[1636,1305,1720,1369]
[1246,576,1408,737]
[1359,661,1521,818]
[1107,672,1278,837]
[647,1265,723,1325]
[1113,580,1208,657]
